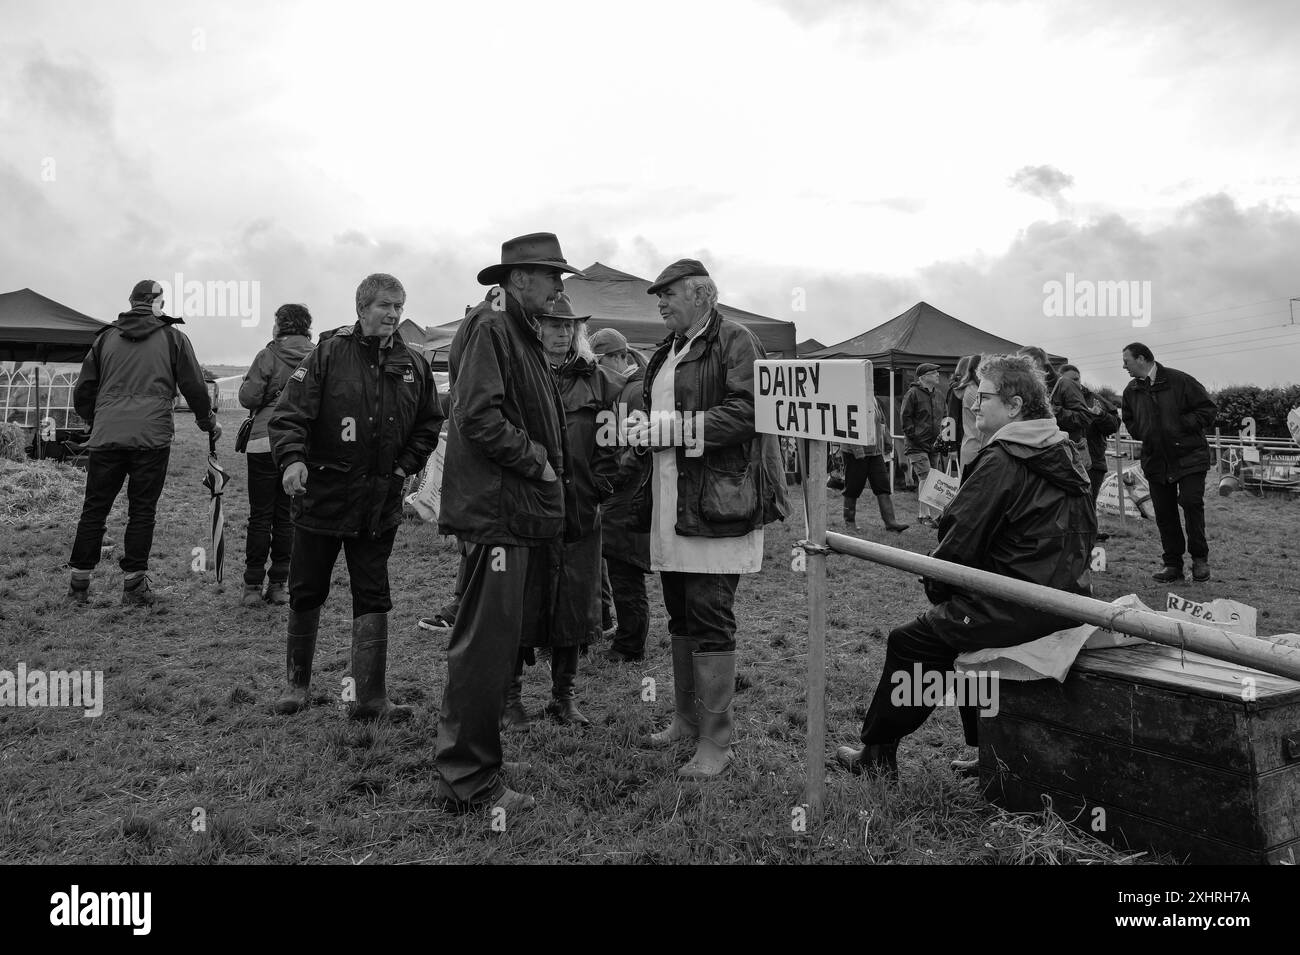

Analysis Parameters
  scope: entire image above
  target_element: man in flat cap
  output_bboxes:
[900,362,946,527]
[434,233,582,814]
[590,327,652,663]
[629,259,788,777]
[67,280,220,606]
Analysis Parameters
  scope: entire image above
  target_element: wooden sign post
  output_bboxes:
[754,359,876,821]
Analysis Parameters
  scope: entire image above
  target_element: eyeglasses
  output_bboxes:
[974,391,1002,408]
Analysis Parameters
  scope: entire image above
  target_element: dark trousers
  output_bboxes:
[844,454,890,499]
[69,447,171,573]
[436,541,470,623]
[600,560,614,630]
[859,615,982,748]
[1147,470,1208,567]
[607,556,649,658]
[435,542,546,805]
[660,571,740,653]
[286,525,398,617]
[244,452,292,586]
[1088,468,1107,506]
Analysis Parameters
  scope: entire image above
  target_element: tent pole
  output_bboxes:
[888,359,896,492]
[34,364,43,460]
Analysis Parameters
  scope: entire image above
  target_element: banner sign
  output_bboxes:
[754,359,876,446]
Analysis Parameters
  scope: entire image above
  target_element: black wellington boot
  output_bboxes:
[275,607,319,715]
[349,613,413,722]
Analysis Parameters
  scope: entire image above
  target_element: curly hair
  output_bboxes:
[274,303,312,337]
[978,354,1052,420]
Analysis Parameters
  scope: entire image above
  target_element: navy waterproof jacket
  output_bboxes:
[1121,363,1217,484]
[269,323,442,538]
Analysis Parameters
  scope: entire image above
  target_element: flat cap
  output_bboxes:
[588,328,628,355]
[646,258,709,296]
[130,279,162,302]
[915,362,940,376]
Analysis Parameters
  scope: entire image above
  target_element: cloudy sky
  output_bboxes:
[2,0,1298,389]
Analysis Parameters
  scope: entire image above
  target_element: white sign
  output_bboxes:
[1165,593,1257,637]
[754,359,876,445]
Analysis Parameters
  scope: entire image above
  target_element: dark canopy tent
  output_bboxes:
[805,300,1068,462]
[0,288,107,363]
[0,288,108,458]
[419,262,798,362]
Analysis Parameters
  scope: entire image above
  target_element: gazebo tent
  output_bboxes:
[0,288,108,457]
[796,338,825,355]
[421,262,798,360]
[805,300,1067,462]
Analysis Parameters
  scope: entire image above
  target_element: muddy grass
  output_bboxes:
[1,411,1296,864]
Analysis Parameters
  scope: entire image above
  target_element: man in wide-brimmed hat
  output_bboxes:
[434,233,584,815]
[630,258,789,778]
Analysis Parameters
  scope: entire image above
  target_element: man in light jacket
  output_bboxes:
[67,280,220,606]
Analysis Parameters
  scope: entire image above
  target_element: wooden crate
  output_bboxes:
[979,642,1300,864]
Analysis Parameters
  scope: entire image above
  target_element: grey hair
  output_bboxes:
[684,275,719,307]
[573,320,596,363]
[355,273,405,313]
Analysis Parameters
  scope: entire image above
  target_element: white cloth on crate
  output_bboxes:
[648,320,763,574]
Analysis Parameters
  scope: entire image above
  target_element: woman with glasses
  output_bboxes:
[835,353,1097,778]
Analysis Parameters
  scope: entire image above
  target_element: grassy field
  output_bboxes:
[1,410,1296,864]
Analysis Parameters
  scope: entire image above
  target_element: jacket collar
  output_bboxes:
[337,321,414,366]
[657,308,720,360]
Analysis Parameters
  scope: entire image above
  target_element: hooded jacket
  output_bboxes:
[923,417,1097,651]
[1121,362,1217,483]
[269,323,442,538]
[74,305,216,450]
[238,334,314,444]
[437,290,571,547]
[603,364,651,570]
[1082,386,1119,473]
[900,379,945,455]
[555,353,622,541]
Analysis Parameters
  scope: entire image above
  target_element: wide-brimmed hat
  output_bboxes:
[539,292,590,322]
[646,258,709,295]
[477,233,586,287]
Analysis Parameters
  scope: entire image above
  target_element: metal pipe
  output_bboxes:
[825,531,1300,682]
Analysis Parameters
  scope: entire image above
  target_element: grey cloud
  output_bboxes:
[21,52,113,133]
[1008,165,1075,213]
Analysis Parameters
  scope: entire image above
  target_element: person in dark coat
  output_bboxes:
[67,280,221,607]
[237,304,314,607]
[1019,346,1096,471]
[268,274,442,722]
[433,233,582,815]
[899,363,946,526]
[590,328,653,663]
[1061,366,1119,539]
[1120,342,1217,582]
[631,258,789,779]
[503,298,622,729]
[840,396,908,533]
[836,353,1096,778]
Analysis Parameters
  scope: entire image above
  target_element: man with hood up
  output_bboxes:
[836,353,1097,777]
[67,279,221,606]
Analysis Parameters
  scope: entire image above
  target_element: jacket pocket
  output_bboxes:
[299,460,351,525]
[699,456,757,524]
[503,469,565,540]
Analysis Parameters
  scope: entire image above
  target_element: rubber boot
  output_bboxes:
[876,494,909,533]
[274,607,319,715]
[648,637,698,746]
[678,651,735,778]
[501,650,532,733]
[546,645,590,725]
[349,612,413,722]
[842,495,858,530]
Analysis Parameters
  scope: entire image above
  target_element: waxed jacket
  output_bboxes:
[556,354,622,541]
[238,334,314,443]
[74,306,216,450]
[269,323,442,538]
[1050,374,1097,469]
[437,291,571,547]
[923,419,1097,651]
[900,380,945,455]
[1121,363,1217,484]
[636,310,788,538]
[1082,386,1119,473]
[603,365,650,570]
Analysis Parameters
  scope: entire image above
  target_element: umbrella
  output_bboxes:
[202,431,231,586]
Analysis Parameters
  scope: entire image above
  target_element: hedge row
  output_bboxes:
[1209,385,1300,439]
